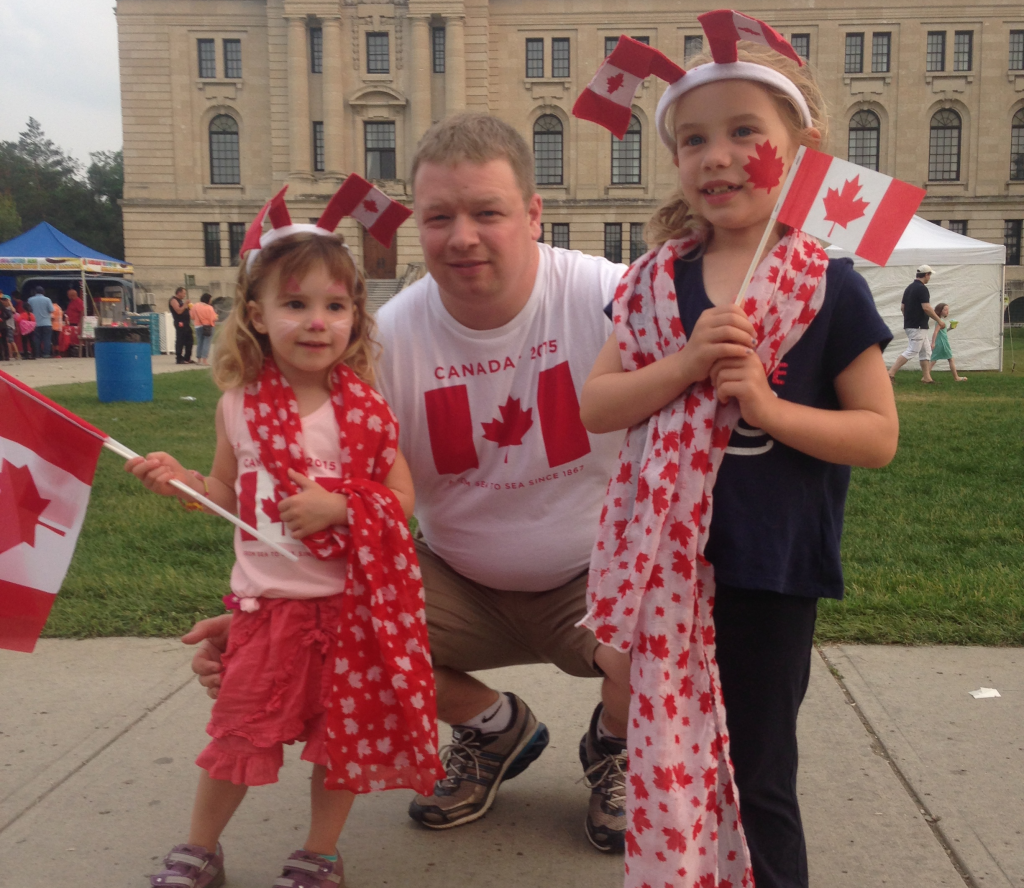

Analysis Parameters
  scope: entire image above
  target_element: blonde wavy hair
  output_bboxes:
[646,45,829,251]
[212,233,378,390]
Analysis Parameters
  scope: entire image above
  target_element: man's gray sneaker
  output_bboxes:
[579,703,627,853]
[408,692,549,828]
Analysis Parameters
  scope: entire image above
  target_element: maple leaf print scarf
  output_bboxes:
[582,230,828,887]
[244,359,444,794]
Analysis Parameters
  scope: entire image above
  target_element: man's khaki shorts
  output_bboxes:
[415,538,602,679]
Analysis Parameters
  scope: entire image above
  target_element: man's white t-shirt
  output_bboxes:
[376,243,626,592]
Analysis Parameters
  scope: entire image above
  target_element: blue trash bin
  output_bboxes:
[95,326,153,402]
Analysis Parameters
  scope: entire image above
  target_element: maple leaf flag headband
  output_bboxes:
[573,10,813,148]
[240,173,413,270]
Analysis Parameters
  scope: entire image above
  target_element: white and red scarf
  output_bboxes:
[582,230,828,887]
[243,359,444,795]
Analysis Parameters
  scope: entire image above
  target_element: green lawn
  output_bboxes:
[37,352,1024,645]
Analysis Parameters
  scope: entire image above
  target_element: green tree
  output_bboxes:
[0,119,124,259]
[0,192,21,243]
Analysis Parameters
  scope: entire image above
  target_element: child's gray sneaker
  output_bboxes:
[408,692,549,828]
[149,843,225,888]
[579,704,627,853]
[272,848,344,888]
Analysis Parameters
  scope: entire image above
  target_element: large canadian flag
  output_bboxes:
[776,146,926,266]
[0,370,106,652]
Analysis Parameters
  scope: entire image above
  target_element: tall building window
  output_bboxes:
[948,220,968,236]
[552,38,570,78]
[871,33,891,73]
[953,31,973,71]
[310,27,323,73]
[209,115,240,184]
[1011,31,1024,70]
[929,109,961,181]
[223,39,242,78]
[611,115,641,185]
[198,39,216,78]
[848,110,880,171]
[551,223,570,250]
[629,223,647,263]
[927,32,946,72]
[533,115,563,185]
[203,223,221,266]
[366,32,389,74]
[1011,109,1024,181]
[229,222,246,266]
[1005,220,1022,265]
[845,33,864,74]
[604,224,623,264]
[684,35,703,63]
[313,122,325,172]
[365,121,396,179]
[791,34,810,61]
[526,38,544,78]
[432,26,446,73]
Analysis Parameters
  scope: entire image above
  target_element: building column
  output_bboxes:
[409,15,432,167]
[322,15,346,176]
[287,15,312,178]
[445,16,466,113]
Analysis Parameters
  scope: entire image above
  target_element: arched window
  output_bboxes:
[928,109,961,181]
[534,115,563,186]
[1011,109,1024,181]
[209,115,240,185]
[848,110,880,171]
[612,115,642,185]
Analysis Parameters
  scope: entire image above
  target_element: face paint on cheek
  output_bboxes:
[269,318,302,340]
[329,318,353,342]
[743,139,785,191]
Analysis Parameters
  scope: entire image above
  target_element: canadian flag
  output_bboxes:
[0,370,106,652]
[320,173,413,248]
[573,36,685,139]
[776,146,926,266]
[699,9,803,65]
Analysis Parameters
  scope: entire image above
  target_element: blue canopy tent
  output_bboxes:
[0,222,133,313]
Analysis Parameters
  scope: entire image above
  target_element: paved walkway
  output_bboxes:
[0,642,1019,887]
[0,354,202,388]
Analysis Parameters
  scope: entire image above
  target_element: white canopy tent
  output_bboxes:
[825,215,1006,371]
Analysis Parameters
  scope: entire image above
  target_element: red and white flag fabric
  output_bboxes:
[776,146,926,266]
[0,370,106,652]
[573,36,685,139]
[319,174,413,248]
[699,8,803,65]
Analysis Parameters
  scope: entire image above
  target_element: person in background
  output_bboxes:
[0,294,15,362]
[170,287,194,364]
[27,286,54,358]
[190,292,218,365]
[929,303,967,382]
[888,265,945,384]
[50,301,64,358]
[17,300,37,359]
[62,288,85,356]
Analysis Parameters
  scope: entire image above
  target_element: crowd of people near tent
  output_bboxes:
[0,287,86,361]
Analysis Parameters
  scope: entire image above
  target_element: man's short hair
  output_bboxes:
[411,112,536,203]
[34,286,44,294]
[175,287,186,296]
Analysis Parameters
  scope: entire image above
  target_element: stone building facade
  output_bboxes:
[116,0,1024,306]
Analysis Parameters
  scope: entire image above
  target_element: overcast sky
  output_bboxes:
[1,0,123,166]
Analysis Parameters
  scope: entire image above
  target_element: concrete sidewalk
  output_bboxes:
[1,642,1019,887]
[0,353,203,388]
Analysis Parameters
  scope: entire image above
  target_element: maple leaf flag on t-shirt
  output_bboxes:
[0,370,106,652]
[320,173,413,248]
[573,36,685,139]
[775,146,926,266]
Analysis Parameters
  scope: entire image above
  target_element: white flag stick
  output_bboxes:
[104,437,299,562]
[734,146,806,306]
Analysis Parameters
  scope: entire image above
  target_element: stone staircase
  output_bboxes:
[365,263,427,314]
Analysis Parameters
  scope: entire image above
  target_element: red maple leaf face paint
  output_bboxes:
[742,139,785,191]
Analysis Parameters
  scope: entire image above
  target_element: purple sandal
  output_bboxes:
[272,849,344,888]
[150,843,225,888]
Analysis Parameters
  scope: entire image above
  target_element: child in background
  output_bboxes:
[50,302,63,358]
[929,303,966,381]
[579,15,899,888]
[127,198,441,888]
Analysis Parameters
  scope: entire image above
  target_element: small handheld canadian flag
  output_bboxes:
[322,173,413,248]
[776,147,926,266]
[572,36,684,139]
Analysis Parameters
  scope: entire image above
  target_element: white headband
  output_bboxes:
[655,61,813,149]
[244,224,352,272]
